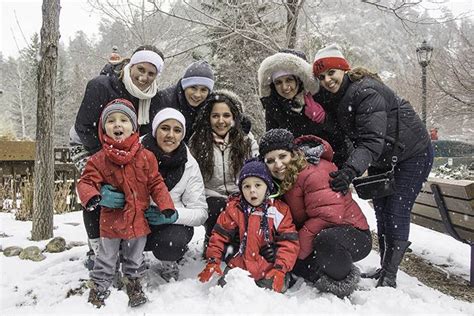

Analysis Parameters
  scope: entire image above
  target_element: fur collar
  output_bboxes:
[258,52,319,98]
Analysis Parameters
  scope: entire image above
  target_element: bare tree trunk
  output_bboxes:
[31,0,60,241]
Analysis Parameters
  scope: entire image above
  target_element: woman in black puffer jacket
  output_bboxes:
[312,44,433,288]
[258,49,350,168]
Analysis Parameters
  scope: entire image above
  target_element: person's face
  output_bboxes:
[155,119,184,153]
[184,85,210,108]
[129,62,157,91]
[104,112,134,142]
[241,176,268,207]
[210,102,234,137]
[264,149,292,180]
[317,69,345,94]
[274,75,299,100]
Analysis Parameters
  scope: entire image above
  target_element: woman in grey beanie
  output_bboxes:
[154,60,215,143]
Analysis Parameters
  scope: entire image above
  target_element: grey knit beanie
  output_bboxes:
[100,99,138,132]
[181,61,215,91]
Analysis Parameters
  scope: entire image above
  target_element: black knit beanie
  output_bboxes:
[259,128,295,158]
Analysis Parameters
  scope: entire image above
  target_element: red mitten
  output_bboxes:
[304,93,326,123]
[265,268,286,293]
[198,261,223,283]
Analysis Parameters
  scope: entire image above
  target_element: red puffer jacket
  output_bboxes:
[78,147,175,239]
[206,196,299,280]
[284,135,369,260]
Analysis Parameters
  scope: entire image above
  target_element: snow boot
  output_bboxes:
[124,277,147,307]
[292,255,322,284]
[158,261,180,282]
[376,239,411,288]
[361,234,385,279]
[87,283,110,308]
[84,238,100,271]
[314,265,361,298]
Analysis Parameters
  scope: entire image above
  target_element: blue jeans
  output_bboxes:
[371,145,434,241]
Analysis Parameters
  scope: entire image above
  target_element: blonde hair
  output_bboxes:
[279,150,307,194]
[348,67,383,83]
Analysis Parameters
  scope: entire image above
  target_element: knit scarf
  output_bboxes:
[121,63,158,125]
[237,195,271,256]
[102,132,140,166]
[141,133,188,191]
[212,132,230,152]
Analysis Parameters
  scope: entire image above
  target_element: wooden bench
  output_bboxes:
[412,177,474,286]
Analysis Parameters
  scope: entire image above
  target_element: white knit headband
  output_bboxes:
[130,50,164,74]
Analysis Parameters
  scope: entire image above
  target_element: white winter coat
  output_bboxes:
[204,133,259,198]
[152,147,208,226]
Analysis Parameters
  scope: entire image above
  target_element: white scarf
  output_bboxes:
[122,63,158,125]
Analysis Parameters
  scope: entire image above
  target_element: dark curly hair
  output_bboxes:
[189,95,252,182]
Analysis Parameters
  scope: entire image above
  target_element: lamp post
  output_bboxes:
[416,40,433,126]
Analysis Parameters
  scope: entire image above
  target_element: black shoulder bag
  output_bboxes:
[352,103,403,200]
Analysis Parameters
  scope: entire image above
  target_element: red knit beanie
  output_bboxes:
[312,44,351,77]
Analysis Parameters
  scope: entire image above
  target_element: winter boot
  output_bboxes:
[124,277,147,307]
[314,265,361,298]
[87,283,110,308]
[376,239,411,288]
[84,238,100,271]
[158,261,180,282]
[361,234,385,279]
[292,256,322,284]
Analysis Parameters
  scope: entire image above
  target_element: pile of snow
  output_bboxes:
[0,195,472,315]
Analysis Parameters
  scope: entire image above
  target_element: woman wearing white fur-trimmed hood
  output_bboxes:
[258,49,349,168]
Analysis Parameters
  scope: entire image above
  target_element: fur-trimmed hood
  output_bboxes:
[258,52,319,98]
[212,88,245,112]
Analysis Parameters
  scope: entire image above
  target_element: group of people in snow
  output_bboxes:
[71,43,433,308]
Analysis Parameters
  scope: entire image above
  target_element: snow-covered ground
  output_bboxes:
[0,195,472,315]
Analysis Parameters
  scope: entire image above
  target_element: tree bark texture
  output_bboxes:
[32,0,60,241]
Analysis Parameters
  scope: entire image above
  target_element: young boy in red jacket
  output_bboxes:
[77,98,176,308]
[198,159,299,293]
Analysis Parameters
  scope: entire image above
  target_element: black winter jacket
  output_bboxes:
[262,89,350,168]
[74,75,157,154]
[319,75,430,175]
[154,80,208,144]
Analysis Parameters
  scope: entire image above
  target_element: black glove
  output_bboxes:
[85,195,101,212]
[240,114,252,135]
[259,242,277,263]
[329,167,357,194]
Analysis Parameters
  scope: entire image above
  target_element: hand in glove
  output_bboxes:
[145,206,179,225]
[304,93,326,123]
[198,260,223,282]
[265,268,286,293]
[240,114,252,135]
[329,168,357,194]
[99,184,125,209]
[85,195,101,212]
[259,243,277,263]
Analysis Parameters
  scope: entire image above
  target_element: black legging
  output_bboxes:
[293,226,372,281]
[204,197,227,238]
[145,224,194,261]
[83,208,193,261]
[83,208,100,239]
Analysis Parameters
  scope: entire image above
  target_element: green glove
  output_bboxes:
[145,206,178,225]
